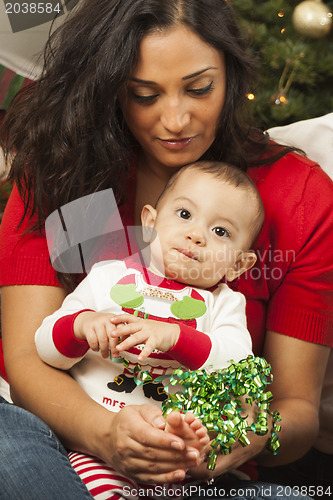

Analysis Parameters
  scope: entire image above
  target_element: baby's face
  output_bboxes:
[145,169,257,288]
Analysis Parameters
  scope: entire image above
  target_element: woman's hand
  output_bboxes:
[97,404,202,484]
[188,432,267,480]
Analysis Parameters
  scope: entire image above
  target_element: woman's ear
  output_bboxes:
[141,205,157,243]
[225,251,257,282]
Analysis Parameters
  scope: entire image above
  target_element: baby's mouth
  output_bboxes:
[176,248,201,262]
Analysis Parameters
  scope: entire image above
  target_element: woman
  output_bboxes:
[0,0,332,498]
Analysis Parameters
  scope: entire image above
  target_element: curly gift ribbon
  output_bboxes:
[110,354,281,469]
[160,356,282,470]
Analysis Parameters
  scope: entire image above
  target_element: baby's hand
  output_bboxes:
[110,314,180,361]
[73,311,116,358]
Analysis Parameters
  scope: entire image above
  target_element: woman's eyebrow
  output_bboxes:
[182,67,218,81]
[130,77,155,85]
[130,67,218,85]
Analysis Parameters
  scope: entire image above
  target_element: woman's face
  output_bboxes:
[122,25,226,174]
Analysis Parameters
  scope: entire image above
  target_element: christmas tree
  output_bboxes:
[230,0,333,128]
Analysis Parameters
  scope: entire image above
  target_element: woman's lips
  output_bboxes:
[157,136,196,150]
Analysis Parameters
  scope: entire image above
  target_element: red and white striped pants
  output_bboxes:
[68,451,194,500]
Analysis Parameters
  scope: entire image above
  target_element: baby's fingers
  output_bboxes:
[137,343,154,362]
[95,326,111,358]
[85,330,100,352]
[116,331,147,353]
[110,314,139,326]
[111,322,143,338]
[109,335,121,359]
[85,328,109,358]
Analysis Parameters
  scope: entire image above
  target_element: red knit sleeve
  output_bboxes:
[266,164,333,345]
[0,184,59,286]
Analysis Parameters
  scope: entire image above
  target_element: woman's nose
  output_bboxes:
[160,98,190,134]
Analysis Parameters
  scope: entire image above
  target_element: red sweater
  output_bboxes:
[0,152,333,379]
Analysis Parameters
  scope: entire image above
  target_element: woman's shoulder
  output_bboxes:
[0,183,39,255]
[248,151,333,283]
[249,150,332,187]
[241,153,333,350]
[0,183,31,229]
[248,152,333,217]
[0,184,58,286]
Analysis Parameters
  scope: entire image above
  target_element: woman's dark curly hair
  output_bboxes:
[1,0,291,227]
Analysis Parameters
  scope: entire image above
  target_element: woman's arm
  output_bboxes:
[1,284,198,483]
[2,284,110,450]
[189,329,330,479]
[258,329,330,465]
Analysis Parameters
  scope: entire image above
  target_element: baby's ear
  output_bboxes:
[225,251,257,282]
[141,205,157,243]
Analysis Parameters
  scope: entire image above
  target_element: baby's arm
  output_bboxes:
[110,288,252,370]
[35,261,132,366]
[109,314,180,361]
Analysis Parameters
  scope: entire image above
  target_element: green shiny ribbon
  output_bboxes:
[110,355,153,386]
[161,355,282,470]
[110,354,281,470]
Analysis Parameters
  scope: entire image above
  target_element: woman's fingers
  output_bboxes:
[120,455,186,484]
[105,404,201,482]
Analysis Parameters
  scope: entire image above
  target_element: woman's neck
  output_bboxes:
[134,153,178,225]
[139,152,177,185]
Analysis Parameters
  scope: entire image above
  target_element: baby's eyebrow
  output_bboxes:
[219,218,239,232]
[173,196,194,205]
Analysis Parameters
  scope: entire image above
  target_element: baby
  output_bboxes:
[35,160,264,498]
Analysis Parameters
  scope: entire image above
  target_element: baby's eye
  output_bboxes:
[214,227,230,238]
[176,209,191,220]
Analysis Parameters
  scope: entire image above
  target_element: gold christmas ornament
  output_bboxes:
[292,0,333,39]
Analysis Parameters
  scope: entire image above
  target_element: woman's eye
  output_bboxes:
[214,227,230,238]
[188,81,214,97]
[176,209,191,220]
[131,92,159,104]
